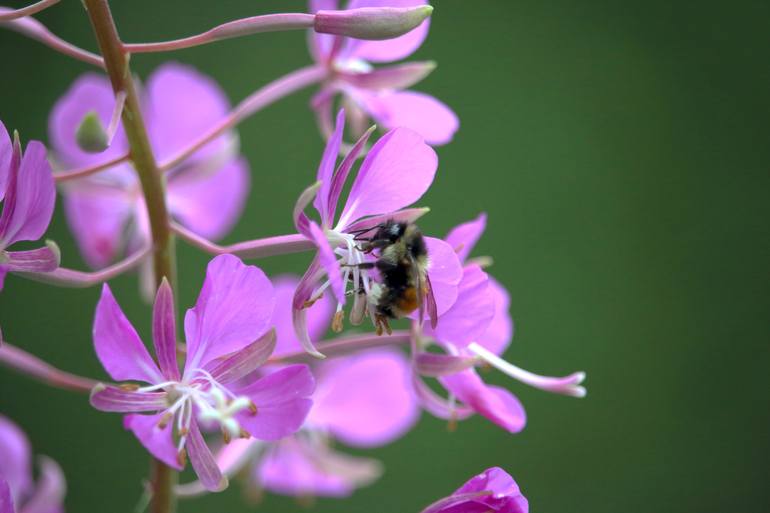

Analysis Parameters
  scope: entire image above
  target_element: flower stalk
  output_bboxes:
[0,341,97,393]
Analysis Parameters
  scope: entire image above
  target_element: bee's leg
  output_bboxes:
[341,262,376,270]
[374,314,393,336]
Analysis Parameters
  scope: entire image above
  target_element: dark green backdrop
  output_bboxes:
[1,1,768,512]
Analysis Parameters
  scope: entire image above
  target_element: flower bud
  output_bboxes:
[75,111,108,153]
[314,5,433,41]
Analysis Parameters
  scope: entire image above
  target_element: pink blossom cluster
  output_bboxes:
[0,1,586,511]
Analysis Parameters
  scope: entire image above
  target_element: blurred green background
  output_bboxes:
[1,0,769,511]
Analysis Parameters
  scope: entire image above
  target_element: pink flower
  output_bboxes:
[309,0,458,145]
[0,415,66,513]
[415,214,585,433]
[421,467,528,513]
[49,63,249,296]
[293,110,462,355]
[0,121,58,292]
[88,255,315,492]
[194,276,419,498]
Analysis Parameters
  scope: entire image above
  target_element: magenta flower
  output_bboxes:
[421,467,528,513]
[89,255,315,492]
[0,415,66,513]
[49,63,249,295]
[309,0,458,145]
[190,276,419,498]
[293,110,462,355]
[414,214,585,433]
[0,121,58,292]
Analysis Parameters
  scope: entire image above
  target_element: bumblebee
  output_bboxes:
[348,219,438,335]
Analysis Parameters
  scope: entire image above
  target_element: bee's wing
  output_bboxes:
[410,253,427,327]
[424,272,438,329]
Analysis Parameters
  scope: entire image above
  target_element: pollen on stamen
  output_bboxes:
[248,402,258,415]
[332,310,344,332]
[222,429,232,444]
[119,383,140,391]
[239,428,252,439]
[177,448,187,467]
[157,412,173,429]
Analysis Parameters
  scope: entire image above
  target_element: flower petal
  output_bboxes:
[183,255,274,371]
[338,128,437,228]
[308,349,419,447]
[308,0,340,61]
[291,258,327,358]
[293,181,322,238]
[429,265,494,348]
[234,365,315,441]
[61,181,134,269]
[309,221,345,304]
[439,370,526,433]
[421,237,463,317]
[145,63,232,164]
[411,373,473,421]
[313,110,344,226]
[186,420,228,492]
[451,467,529,513]
[93,284,163,383]
[89,384,167,413]
[0,415,31,503]
[476,276,513,356]
[0,121,11,201]
[124,413,181,470]
[0,141,55,247]
[205,329,276,385]
[48,73,128,167]
[0,478,12,513]
[345,0,430,63]
[270,276,333,358]
[167,157,249,241]
[2,243,59,273]
[21,456,66,513]
[152,279,180,380]
[445,213,487,264]
[327,125,375,221]
[339,61,435,91]
[414,352,477,377]
[357,90,459,146]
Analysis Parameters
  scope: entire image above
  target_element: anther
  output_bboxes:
[222,429,232,444]
[332,311,344,332]
[119,383,140,391]
[248,402,258,415]
[177,448,187,467]
[239,428,252,439]
[178,427,189,436]
[157,413,173,429]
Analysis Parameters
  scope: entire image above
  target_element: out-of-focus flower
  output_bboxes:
[420,467,528,513]
[0,415,66,513]
[187,276,419,499]
[309,0,458,145]
[0,121,58,292]
[413,214,585,433]
[89,255,314,492]
[293,110,462,356]
[49,63,249,297]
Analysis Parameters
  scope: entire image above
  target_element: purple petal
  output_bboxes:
[308,349,419,447]
[21,457,66,513]
[338,128,437,228]
[313,110,345,226]
[0,415,32,503]
[291,258,327,358]
[293,181,322,238]
[338,61,435,90]
[345,0,430,63]
[124,413,181,470]
[213,437,258,477]
[308,0,340,62]
[257,437,381,498]
[421,237,463,317]
[476,276,513,356]
[186,420,227,492]
[343,207,429,235]
[167,157,249,241]
[234,365,315,441]
[445,213,487,264]
[0,478,12,513]
[357,90,459,146]
[309,221,345,304]
[439,370,526,434]
[152,279,180,380]
[93,284,163,383]
[429,265,494,348]
[327,125,375,221]
[144,63,231,164]
[2,244,59,273]
[0,121,10,201]
[205,329,276,385]
[270,276,333,358]
[411,373,473,421]
[61,181,134,269]
[48,73,128,167]
[183,255,274,371]
[0,142,55,247]
[451,467,529,513]
[414,352,477,377]
[89,384,167,413]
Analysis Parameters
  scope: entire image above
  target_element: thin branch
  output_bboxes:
[0,0,59,21]
[0,9,104,67]
[171,222,315,259]
[269,331,412,364]
[53,152,130,182]
[122,13,314,53]
[0,341,97,393]
[159,64,326,171]
[15,247,149,288]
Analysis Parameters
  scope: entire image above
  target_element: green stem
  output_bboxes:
[82,1,177,512]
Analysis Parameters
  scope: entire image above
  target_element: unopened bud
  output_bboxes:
[75,112,108,153]
[314,5,433,41]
